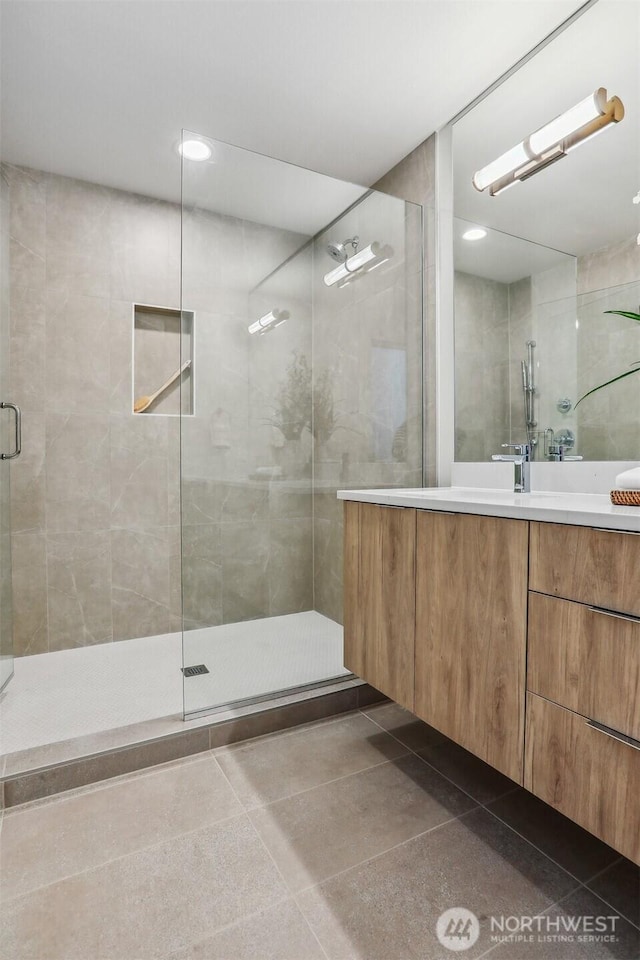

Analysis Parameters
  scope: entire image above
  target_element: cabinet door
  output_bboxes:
[525,693,640,864]
[415,511,528,783]
[530,522,640,617]
[528,592,640,741]
[343,501,416,710]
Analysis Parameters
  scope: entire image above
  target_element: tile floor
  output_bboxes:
[1,703,638,960]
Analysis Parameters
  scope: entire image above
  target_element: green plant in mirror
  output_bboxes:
[575,310,640,406]
[267,351,312,441]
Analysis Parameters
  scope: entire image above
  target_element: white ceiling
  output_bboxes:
[453,218,574,285]
[0,0,585,219]
[453,0,640,271]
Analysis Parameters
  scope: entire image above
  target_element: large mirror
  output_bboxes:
[452,0,639,462]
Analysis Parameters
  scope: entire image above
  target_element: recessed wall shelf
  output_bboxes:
[132,304,194,415]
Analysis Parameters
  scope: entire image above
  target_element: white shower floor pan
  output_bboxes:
[0,611,347,757]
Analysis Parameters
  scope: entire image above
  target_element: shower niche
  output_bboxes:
[132,303,194,415]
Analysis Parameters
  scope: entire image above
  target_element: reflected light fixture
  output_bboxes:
[179,139,212,161]
[323,241,393,287]
[248,309,290,336]
[472,88,624,197]
[462,227,487,241]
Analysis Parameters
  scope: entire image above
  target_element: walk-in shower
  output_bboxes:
[0,135,423,771]
[180,131,424,717]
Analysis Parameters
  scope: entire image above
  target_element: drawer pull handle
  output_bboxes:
[586,719,640,751]
[588,606,640,625]
[592,527,640,536]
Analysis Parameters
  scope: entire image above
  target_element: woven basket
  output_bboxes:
[610,490,640,506]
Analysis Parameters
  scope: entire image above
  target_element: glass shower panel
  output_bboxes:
[181,132,423,717]
[0,172,14,692]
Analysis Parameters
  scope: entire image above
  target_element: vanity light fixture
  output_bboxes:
[323,242,393,287]
[462,227,487,241]
[473,88,624,196]
[248,309,290,336]
[179,139,212,161]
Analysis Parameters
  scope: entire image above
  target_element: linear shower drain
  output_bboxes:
[181,664,210,677]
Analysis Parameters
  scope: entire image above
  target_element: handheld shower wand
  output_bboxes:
[522,340,537,457]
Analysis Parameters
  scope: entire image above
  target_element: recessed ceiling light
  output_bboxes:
[179,139,212,161]
[462,228,487,241]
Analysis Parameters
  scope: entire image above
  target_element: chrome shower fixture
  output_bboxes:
[323,240,393,287]
[326,236,360,263]
[521,340,537,456]
[248,309,290,336]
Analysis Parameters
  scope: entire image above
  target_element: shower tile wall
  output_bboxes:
[5,164,181,656]
[180,205,312,631]
[6,165,314,655]
[454,271,510,461]
[311,191,424,624]
[455,235,639,463]
[576,236,640,461]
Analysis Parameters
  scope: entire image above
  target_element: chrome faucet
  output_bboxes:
[492,443,532,493]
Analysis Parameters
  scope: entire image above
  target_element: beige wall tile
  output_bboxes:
[111,525,173,641]
[46,530,112,650]
[11,533,48,657]
[45,413,110,533]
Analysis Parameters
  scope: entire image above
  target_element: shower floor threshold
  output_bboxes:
[0,611,349,759]
[1,676,384,806]
[185,675,352,720]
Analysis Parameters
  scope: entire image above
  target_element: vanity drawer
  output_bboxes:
[525,693,640,864]
[529,522,640,616]
[528,592,640,741]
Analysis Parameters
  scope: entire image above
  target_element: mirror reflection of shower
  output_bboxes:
[323,236,394,288]
[521,339,537,457]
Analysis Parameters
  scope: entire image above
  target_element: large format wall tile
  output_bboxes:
[111,526,174,641]
[269,518,313,616]
[110,414,170,529]
[45,293,111,415]
[221,520,270,623]
[45,413,110,533]
[46,531,112,650]
[181,522,222,629]
[10,533,48,657]
[9,412,45,535]
[8,286,46,413]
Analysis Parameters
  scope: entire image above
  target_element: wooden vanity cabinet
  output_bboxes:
[343,503,639,863]
[526,521,640,862]
[415,512,528,783]
[343,501,416,710]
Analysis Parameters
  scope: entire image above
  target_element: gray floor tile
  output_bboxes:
[1,753,242,900]
[487,887,640,958]
[486,789,620,884]
[365,702,519,805]
[250,754,478,891]
[167,900,325,960]
[297,807,580,960]
[217,712,408,809]
[1,816,288,959]
[586,857,640,929]
[364,701,450,753]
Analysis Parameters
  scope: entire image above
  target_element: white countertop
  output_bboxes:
[337,487,640,532]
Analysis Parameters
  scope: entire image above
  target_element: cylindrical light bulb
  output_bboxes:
[529,89,607,156]
[472,143,531,192]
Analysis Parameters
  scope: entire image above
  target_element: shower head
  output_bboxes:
[326,236,359,263]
